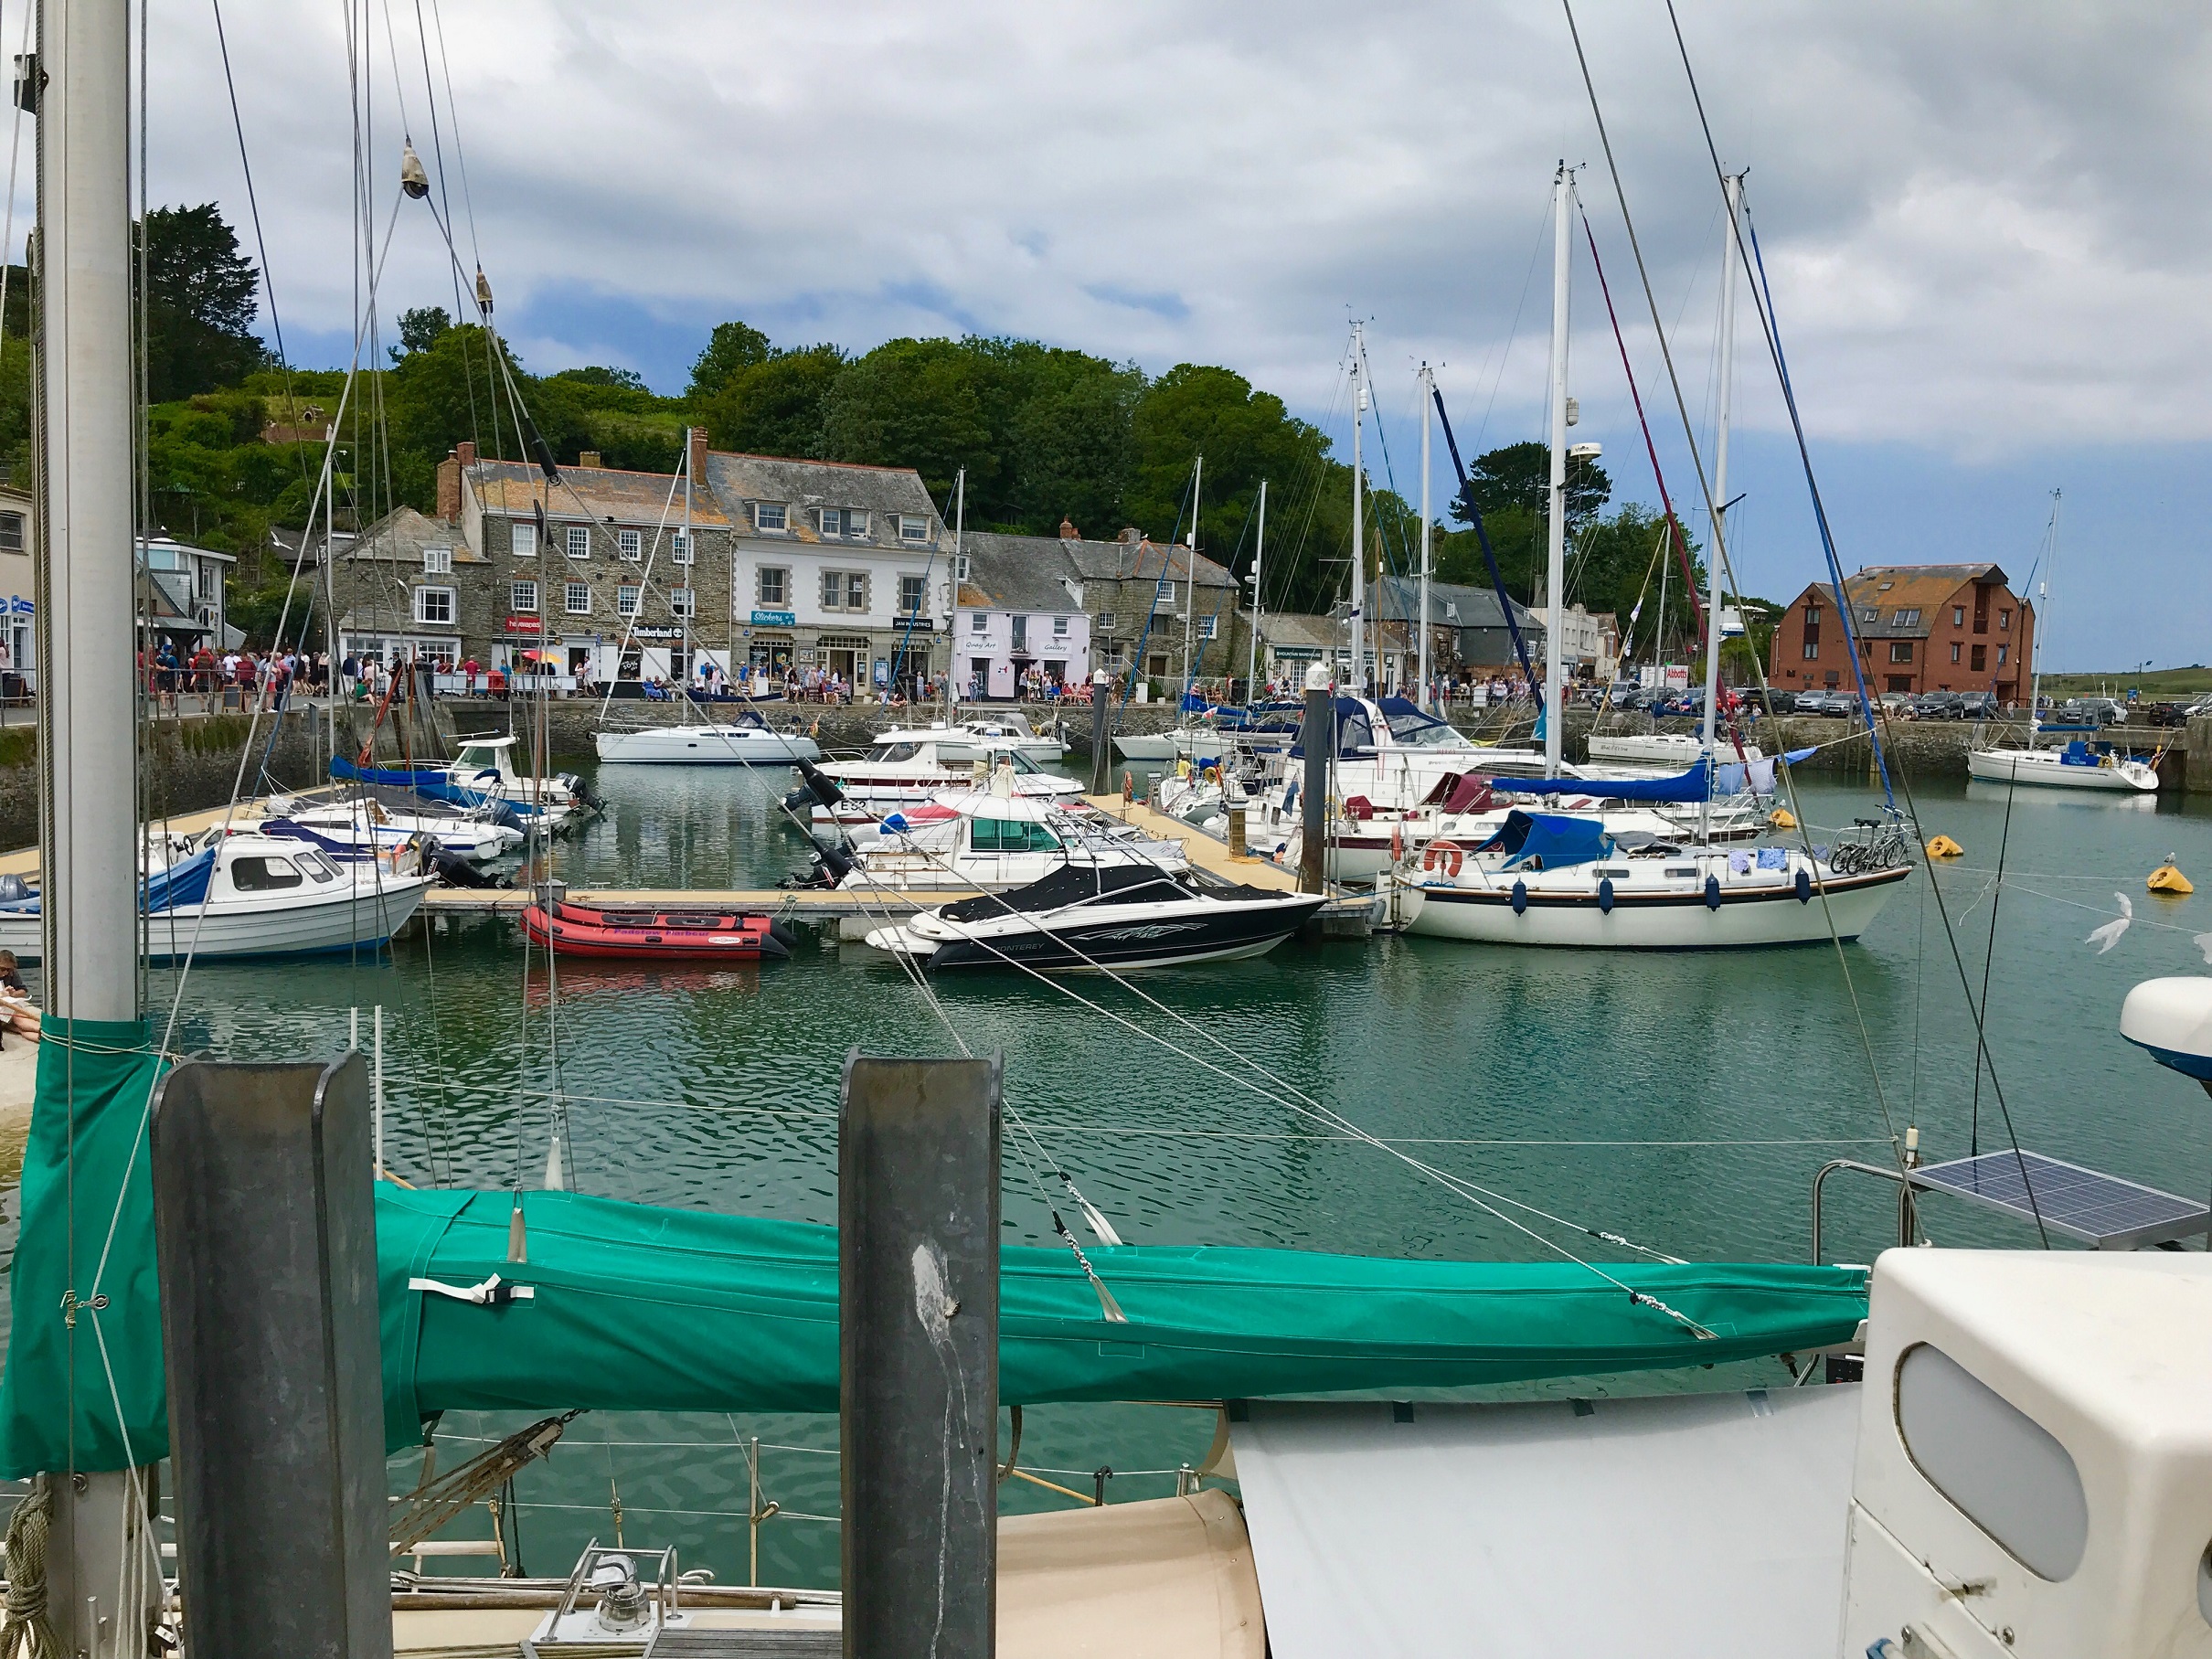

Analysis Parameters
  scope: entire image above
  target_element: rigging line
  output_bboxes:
[1969,760,2023,1157]
[1647,0,2045,1244]
[1557,0,1910,1183]
[0,0,28,347]
[408,0,477,460]
[1474,188,1558,451]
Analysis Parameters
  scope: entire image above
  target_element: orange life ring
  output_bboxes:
[1420,840,1464,877]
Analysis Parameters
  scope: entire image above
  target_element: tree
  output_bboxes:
[142,203,266,401]
[815,338,994,498]
[1003,366,1139,535]
[687,321,771,402]
[699,344,845,459]
[1452,439,1611,530]
[394,305,452,358]
[553,364,650,395]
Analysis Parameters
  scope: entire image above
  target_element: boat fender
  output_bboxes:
[1598,877,1614,914]
[1705,874,1722,910]
[1769,806,1797,829]
[1510,878,1527,916]
[1795,867,1812,904]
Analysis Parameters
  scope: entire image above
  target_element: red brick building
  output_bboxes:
[1777,564,2036,705]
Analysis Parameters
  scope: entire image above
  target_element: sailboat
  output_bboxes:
[1393,166,1909,948]
[1967,492,2159,794]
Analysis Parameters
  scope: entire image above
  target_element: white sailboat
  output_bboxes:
[1967,492,2159,794]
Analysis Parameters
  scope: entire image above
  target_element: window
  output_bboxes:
[1199,614,1218,640]
[0,512,23,552]
[971,612,988,633]
[1805,604,1822,626]
[848,510,870,538]
[899,514,929,543]
[970,817,1062,854]
[1860,607,1878,624]
[1158,580,1178,603]
[846,572,867,611]
[1891,608,1920,627]
[1885,675,1913,693]
[619,528,642,561]
[822,569,844,610]
[1952,606,1965,626]
[511,521,537,558]
[820,507,843,537]
[672,532,694,565]
[617,584,641,618]
[1889,641,1914,664]
[1097,611,1117,632]
[565,525,590,559]
[413,586,455,625]
[671,588,696,618]
[1052,614,1069,637]
[758,567,788,606]
[899,574,929,615]
[421,546,452,575]
[511,580,538,613]
[1971,643,1987,671]
[1803,642,1820,660]
[565,581,592,615]
[952,554,970,580]
[1997,644,2008,666]
[1998,608,2011,630]
[229,855,303,892]
[1951,642,1962,664]
[754,502,787,532]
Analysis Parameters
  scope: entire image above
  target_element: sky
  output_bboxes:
[99,0,2212,670]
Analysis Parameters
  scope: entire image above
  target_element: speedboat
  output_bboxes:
[794,741,1084,828]
[805,792,1188,895]
[0,829,433,962]
[1385,809,1910,949]
[1966,738,2160,793]
[865,863,1327,972]
[594,710,823,765]
[871,713,1067,765]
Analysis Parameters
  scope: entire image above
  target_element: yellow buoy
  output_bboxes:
[1925,835,1963,858]
[2149,863,2194,896]
[1768,807,1797,830]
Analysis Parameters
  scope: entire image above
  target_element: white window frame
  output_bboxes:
[754,502,787,532]
[616,584,641,618]
[511,521,537,559]
[952,554,970,580]
[670,587,696,618]
[421,546,453,576]
[565,581,593,616]
[758,567,789,607]
[822,569,845,611]
[618,528,643,561]
[899,514,929,543]
[898,574,929,615]
[818,507,842,537]
[1097,611,1118,632]
[511,580,538,613]
[845,571,867,611]
[845,510,869,539]
[1051,614,1069,637]
[565,525,590,560]
[970,611,988,634]
[1198,614,1218,641]
[413,586,456,625]
[1157,579,1176,602]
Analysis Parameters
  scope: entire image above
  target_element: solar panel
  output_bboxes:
[1909,1152,2210,1250]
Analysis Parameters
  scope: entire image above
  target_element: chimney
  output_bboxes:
[457,439,476,469]
[688,427,709,487]
[436,448,463,522]
[578,450,602,470]
[1058,516,1079,541]
[1119,526,1142,545]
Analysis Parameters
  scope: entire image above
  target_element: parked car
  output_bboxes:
[1955,691,1998,720]
[2062,697,2128,727]
[1792,690,1854,718]
[1604,681,1643,709]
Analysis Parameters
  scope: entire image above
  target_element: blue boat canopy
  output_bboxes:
[1475,810,1612,869]
[1495,759,1710,803]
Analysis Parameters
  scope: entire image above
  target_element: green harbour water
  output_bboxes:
[8,757,2212,1588]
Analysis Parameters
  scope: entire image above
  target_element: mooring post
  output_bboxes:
[1300,667,1329,894]
[1089,668,1112,795]
[840,1054,1002,1659]
[152,1055,392,1659]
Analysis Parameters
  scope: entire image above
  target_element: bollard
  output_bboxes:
[1300,672,1329,894]
[1228,805,1247,858]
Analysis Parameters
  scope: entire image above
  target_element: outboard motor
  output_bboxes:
[792,758,845,808]
[561,771,606,813]
[428,844,505,888]
[783,840,855,889]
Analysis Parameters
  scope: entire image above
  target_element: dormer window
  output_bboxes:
[1891,608,1920,627]
[754,502,787,532]
[899,514,930,542]
[422,547,452,575]
[820,507,844,537]
[845,510,869,538]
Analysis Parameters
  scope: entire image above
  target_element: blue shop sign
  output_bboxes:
[750,609,796,627]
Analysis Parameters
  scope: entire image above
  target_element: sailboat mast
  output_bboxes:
[945,467,964,715]
[1350,326,1367,695]
[1419,362,1433,707]
[1703,174,1739,762]
[681,424,694,706]
[1184,453,1200,700]
[2028,488,2058,747]
[1543,162,1573,777]
[1247,479,1266,696]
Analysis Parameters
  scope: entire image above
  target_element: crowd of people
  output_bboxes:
[140,642,328,713]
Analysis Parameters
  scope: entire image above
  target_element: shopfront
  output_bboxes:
[817,633,870,689]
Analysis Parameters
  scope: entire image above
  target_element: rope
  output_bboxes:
[0,1475,58,1659]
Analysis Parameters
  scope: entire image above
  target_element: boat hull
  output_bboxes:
[1396,863,1908,949]
[1111,733,1182,761]
[521,901,791,961]
[877,893,1327,972]
[1966,747,2159,792]
[0,877,432,962]
[594,726,823,764]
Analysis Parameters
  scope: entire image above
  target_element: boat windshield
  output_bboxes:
[869,742,922,762]
[1382,707,1473,749]
[969,817,1061,853]
[454,745,507,773]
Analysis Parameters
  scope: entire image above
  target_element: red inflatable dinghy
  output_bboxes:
[521,899,792,961]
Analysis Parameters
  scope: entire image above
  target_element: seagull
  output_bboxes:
[2086,892,2133,954]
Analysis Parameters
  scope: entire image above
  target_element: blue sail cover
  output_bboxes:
[1474,811,1611,869]
[1494,759,1710,803]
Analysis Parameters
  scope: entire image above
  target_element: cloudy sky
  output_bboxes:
[116,0,2212,670]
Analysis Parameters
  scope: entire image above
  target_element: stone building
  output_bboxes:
[1053,526,1240,689]
[1778,564,2036,703]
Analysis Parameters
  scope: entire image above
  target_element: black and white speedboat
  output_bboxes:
[865,864,1327,973]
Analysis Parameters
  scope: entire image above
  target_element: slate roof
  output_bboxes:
[469,458,731,527]
[704,452,939,544]
[340,506,479,566]
[956,533,1088,613]
[1371,575,1539,632]
[1057,534,1237,590]
[1809,564,2011,639]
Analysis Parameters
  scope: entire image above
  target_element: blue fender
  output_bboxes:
[1795,867,1813,904]
[1511,879,1527,916]
[1598,877,1614,915]
[1705,874,1722,911]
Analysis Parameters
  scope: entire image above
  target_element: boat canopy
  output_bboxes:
[939,862,1184,920]
[1474,811,1612,870]
[0,1030,1869,1475]
[1495,759,1709,803]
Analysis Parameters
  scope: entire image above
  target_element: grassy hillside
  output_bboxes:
[2041,666,2212,699]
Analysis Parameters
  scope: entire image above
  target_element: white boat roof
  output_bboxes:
[453,735,517,749]
[892,791,1059,823]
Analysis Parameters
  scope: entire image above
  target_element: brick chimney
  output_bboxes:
[435,447,463,521]
[688,426,708,486]
[1059,516,1079,541]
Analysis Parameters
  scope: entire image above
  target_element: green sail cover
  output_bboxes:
[381,1186,1868,1453]
[0,1019,171,1477]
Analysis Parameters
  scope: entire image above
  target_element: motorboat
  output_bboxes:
[872,712,1067,766]
[806,792,1188,895]
[259,792,524,863]
[442,735,597,821]
[1587,731,1764,767]
[1966,738,2160,793]
[793,741,1084,828]
[521,896,794,962]
[865,863,1327,972]
[594,709,822,766]
[1385,809,1910,949]
[0,829,433,962]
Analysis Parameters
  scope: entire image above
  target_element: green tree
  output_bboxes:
[142,203,267,401]
[393,304,452,360]
[687,321,772,402]
[699,344,845,460]
[815,337,994,499]
[1003,364,1140,535]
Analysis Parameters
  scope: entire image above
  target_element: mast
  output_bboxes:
[1350,325,1366,695]
[1700,172,1741,843]
[2027,489,2058,749]
[1543,162,1573,777]
[1184,453,1200,706]
[1419,362,1433,707]
[945,466,963,716]
[680,424,694,719]
[1246,479,1266,696]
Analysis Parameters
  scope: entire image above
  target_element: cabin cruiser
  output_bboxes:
[0,828,433,962]
[871,712,1068,766]
[443,735,596,823]
[805,792,1188,894]
[594,709,822,765]
[865,863,1326,972]
[258,792,523,863]
[794,739,1084,828]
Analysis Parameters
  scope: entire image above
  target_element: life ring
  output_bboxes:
[1420,841,1463,877]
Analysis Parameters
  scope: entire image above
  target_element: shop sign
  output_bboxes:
[628,625,684,641]
[503,615,548,634]
[750,609,796,626]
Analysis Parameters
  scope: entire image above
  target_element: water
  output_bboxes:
[9,759,2212,1587]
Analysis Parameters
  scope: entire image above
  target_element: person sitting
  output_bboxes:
[0,950,38,1046]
